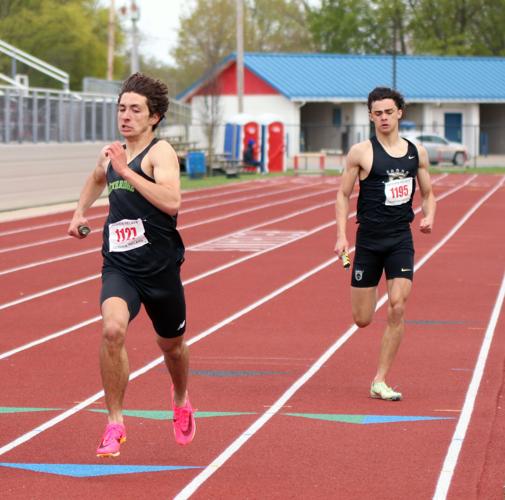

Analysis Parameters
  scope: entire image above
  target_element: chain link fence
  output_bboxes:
[182,121,505,171]
[0,85,192,144]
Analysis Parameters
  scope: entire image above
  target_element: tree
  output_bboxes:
[308,0,411,55]
[246,0,313,52]
[172,0,314,93]
[409,0,505,56]
[308,0,373,53]
[0,0,126,89]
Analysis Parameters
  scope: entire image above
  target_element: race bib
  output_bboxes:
[108,218,148,252]
[384,177,413,206]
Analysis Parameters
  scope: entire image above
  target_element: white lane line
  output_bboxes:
[433,271,505,500]
[0,178,290,237]
[0,247,99,277]
[0,317,102,361]
[181,182,325,214]
[0,173,449,265]
[432,184,505,500]
[0,256,340,457]
[0,186,337,264]
[0,181,325,249]
[0,198,338,309]
[0,174,481,458]
[0,219,338,360]
[173,175,504,500]
[0,275,100,311]
[0,175,469,358]
[0,212,106,238]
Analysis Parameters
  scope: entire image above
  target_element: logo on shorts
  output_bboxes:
[401,268,412,272]
[354,269,364,281]
[177,320,186,331]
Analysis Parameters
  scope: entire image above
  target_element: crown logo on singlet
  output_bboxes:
[386,168,408,181]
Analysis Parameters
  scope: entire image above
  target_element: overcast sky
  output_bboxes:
[134,0,187,65]
[110,0,320,66]
[103,0,187,66]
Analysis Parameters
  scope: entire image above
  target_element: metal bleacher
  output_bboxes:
[0,39,191,144]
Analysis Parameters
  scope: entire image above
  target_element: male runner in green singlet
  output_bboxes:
[335,87,436,401]
[68,73,195,456]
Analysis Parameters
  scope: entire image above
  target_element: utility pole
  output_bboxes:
[392,16,397,89]
[106,0,115,80]
[236,0,244,113]
[120,1,140,74]
[130,1,140,73]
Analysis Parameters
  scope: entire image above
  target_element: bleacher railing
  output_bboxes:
[0,85,192,144]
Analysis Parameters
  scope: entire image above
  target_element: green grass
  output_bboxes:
[430,166,505,174]
[181,171,295,190]
[180,166,505,190]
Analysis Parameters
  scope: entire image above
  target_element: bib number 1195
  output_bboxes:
[384,177,413,206]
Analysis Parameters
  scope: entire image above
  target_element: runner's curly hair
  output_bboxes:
[367,87,405,111]
[118,73,169,130]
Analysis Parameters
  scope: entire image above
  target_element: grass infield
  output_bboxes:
[181,167,505,190]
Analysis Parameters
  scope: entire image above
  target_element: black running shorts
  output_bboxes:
[351,226,414,288]
[100,264,186,338]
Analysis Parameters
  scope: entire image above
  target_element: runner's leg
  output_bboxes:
[100,297,130,423]
[374,277,412,382]
[157,335,190,406]
[351,286,378,327]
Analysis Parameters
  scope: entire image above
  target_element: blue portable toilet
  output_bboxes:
[186,151,206,179]
[224,113,257,160]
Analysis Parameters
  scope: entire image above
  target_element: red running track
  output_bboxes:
[0,174,504,499]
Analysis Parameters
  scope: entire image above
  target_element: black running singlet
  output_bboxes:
[356,136,419,232]
[102,138,185,277]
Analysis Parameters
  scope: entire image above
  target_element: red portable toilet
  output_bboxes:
[242,121,260,170]
[259,114,285,173]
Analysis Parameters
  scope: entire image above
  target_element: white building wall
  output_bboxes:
[420,103,479,157]
[189,94,300,157]
[350,104,370,144]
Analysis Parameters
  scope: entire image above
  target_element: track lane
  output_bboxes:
[0,177,496,496]
[172,176,505,499]
[0,177,460,356]
[0,173,498,500]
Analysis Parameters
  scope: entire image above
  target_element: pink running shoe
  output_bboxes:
[96,423,126,458]
[172,387,196,446]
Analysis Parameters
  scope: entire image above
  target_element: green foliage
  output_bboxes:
[246,0,313,52]
[172,0,314,93]
[409,0,505,56]
[172,0,237,92]
[0,0,126,90]
[309,0,411,55]
[308,0,373,53]
[309,0,505,57]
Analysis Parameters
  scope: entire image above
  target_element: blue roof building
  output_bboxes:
[179,53,505,159]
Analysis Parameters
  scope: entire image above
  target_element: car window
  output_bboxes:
[418,135,447,145]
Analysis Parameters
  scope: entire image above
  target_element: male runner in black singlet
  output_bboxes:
[68,73,195,456]
[334,87,436,401]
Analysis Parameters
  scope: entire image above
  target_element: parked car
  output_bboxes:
[402,132,468,166]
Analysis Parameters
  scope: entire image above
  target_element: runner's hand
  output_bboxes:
[105,141,129,177]
[420,216,433,233]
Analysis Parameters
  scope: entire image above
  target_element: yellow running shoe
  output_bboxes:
[370,381,402,401]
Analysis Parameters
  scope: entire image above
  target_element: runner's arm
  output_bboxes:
[68,149,108,238]
[334,145,361,255]
[106,140,181,216]
[416,144,436,233]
